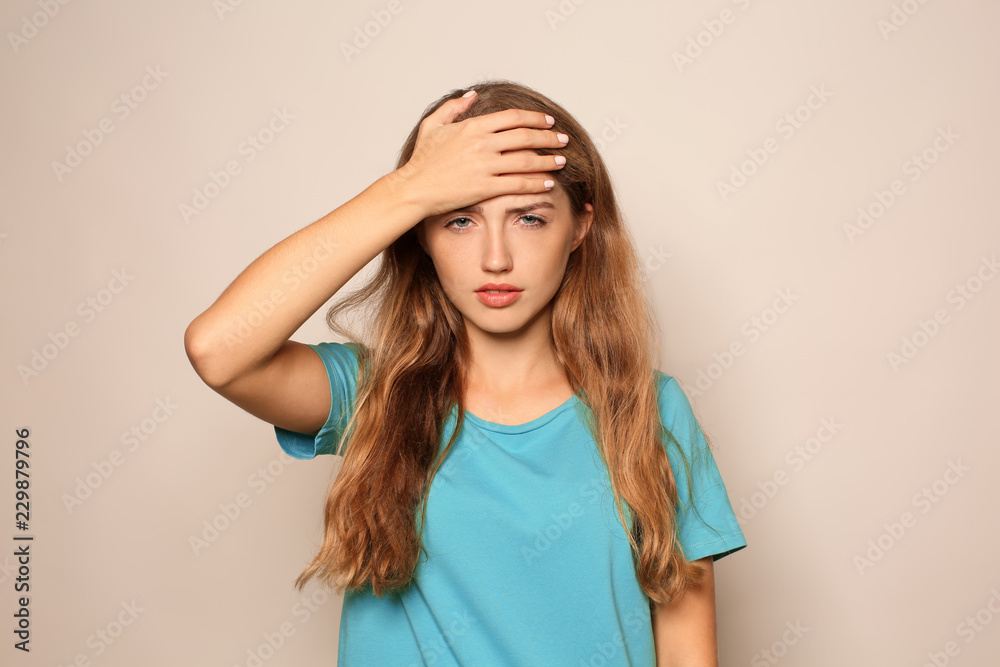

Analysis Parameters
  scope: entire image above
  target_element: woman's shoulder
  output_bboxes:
[652,370,699,426]
[653,369,681,396]
[310,340,367,364]
[305,340,369,390]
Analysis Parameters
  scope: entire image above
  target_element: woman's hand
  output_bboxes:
[386,91,569,219]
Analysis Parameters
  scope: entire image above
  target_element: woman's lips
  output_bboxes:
[475,289,522,307]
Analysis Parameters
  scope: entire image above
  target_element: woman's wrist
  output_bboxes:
[373,166,433,223]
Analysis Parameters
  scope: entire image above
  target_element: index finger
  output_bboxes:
[467,108,556,134]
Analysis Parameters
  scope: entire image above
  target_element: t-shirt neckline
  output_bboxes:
[459,392,582,434]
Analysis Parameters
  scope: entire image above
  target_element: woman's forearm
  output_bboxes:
[184,172,427,388]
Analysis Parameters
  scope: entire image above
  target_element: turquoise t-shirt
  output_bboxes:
[274,342,747,666]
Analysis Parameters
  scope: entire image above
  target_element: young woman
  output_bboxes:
[185,80,747,666]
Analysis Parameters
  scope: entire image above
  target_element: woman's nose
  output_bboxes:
[481,226,512,272]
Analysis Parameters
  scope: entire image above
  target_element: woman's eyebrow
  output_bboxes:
[452,201,556,215]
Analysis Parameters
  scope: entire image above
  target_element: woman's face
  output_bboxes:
[417,183,593,339]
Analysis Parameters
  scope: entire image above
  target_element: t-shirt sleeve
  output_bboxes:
[657,372,747,562]
[273,341,361,460]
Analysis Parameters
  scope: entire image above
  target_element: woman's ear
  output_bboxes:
[571,203,594,252]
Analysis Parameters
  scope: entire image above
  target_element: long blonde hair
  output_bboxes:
[294,80,708,605]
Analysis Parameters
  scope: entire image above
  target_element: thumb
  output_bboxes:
[429,90,477,126]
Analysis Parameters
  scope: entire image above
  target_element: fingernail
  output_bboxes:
[463,90,476,98]
[544,180,554,189]
[545,114,555,125]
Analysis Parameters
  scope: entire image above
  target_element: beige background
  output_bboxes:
[2,0,998,665]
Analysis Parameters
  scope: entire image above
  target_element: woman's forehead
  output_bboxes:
[441,183,569,216]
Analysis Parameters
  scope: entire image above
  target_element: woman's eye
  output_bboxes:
[444,217,472,229]
[519,214,548,227]
[443,214,549,230]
